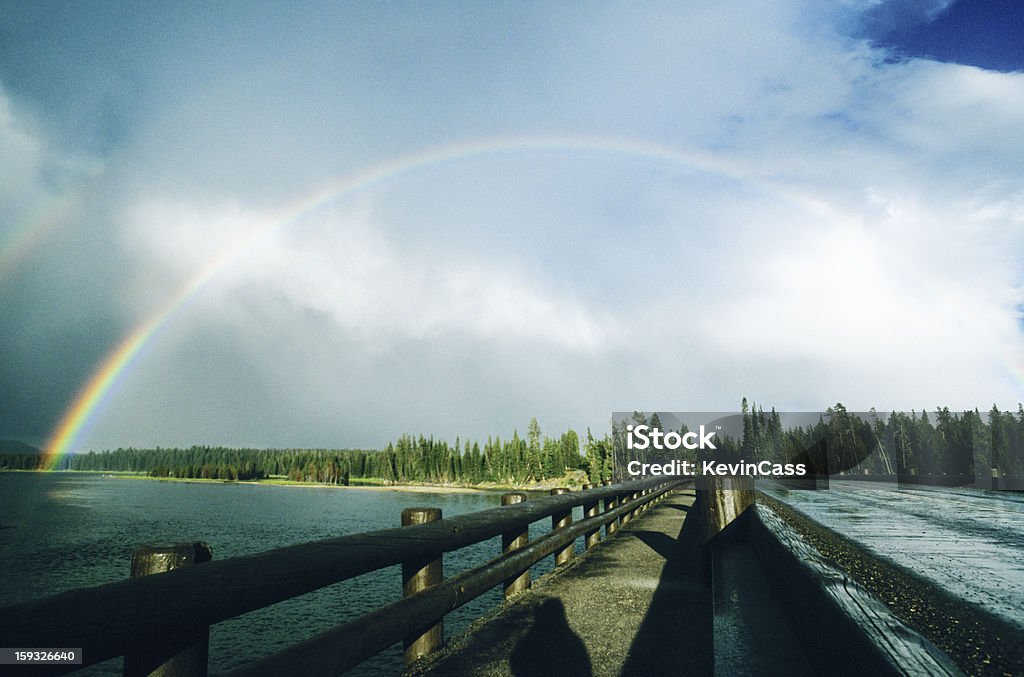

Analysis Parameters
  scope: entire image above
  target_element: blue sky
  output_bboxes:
[2,1,1023,450]
[864,0,1024,71]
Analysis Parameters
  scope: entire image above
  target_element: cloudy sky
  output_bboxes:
[2,1,1023,451]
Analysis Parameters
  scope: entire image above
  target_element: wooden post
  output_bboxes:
[124,542,212,677]
[550,488,573,565]
[697,475,755,545]
[605,492,619,536]
[401,507,443,665]
[621,491,637,525]
[582,483,600,549]
[500,492,530,598]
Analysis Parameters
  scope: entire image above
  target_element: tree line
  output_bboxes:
[725,400,1024,478]
[1,418,615,487]
[5,404,1023,484]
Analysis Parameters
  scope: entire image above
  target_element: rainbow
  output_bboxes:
[37,134,839,469]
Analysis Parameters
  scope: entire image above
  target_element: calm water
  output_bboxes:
[0,472,576,675]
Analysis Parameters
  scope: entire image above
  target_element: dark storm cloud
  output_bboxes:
[0,81,130,445]
[0,219,127,445]
[0,1,154,154]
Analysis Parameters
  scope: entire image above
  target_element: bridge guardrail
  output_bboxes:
[0,475,682,675]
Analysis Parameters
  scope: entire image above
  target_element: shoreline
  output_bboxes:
[0,468,566,494]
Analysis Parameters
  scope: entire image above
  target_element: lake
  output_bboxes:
[0,472,575,675]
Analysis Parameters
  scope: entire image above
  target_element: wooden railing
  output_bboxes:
[0,476,682,676]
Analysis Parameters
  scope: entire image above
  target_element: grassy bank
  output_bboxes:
[2,468,587,494]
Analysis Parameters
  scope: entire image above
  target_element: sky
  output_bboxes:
[1,1,1023,452]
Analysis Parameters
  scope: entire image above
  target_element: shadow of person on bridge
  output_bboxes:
[509,597,593,677]
[619,500,712,676]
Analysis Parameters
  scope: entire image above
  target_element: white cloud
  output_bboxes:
[119,201,621,354]
[9,1,1024,448]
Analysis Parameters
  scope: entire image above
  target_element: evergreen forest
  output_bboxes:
[3,404,1024,485]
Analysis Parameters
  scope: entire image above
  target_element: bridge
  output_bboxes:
[0,476,1015,675]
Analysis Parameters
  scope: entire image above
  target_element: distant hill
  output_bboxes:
[0,440,41,455]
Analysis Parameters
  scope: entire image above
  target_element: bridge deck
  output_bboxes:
[405,488,713,677]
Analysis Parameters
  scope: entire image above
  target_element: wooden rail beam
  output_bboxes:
[228,481,681,676]
[0,476,679,671]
